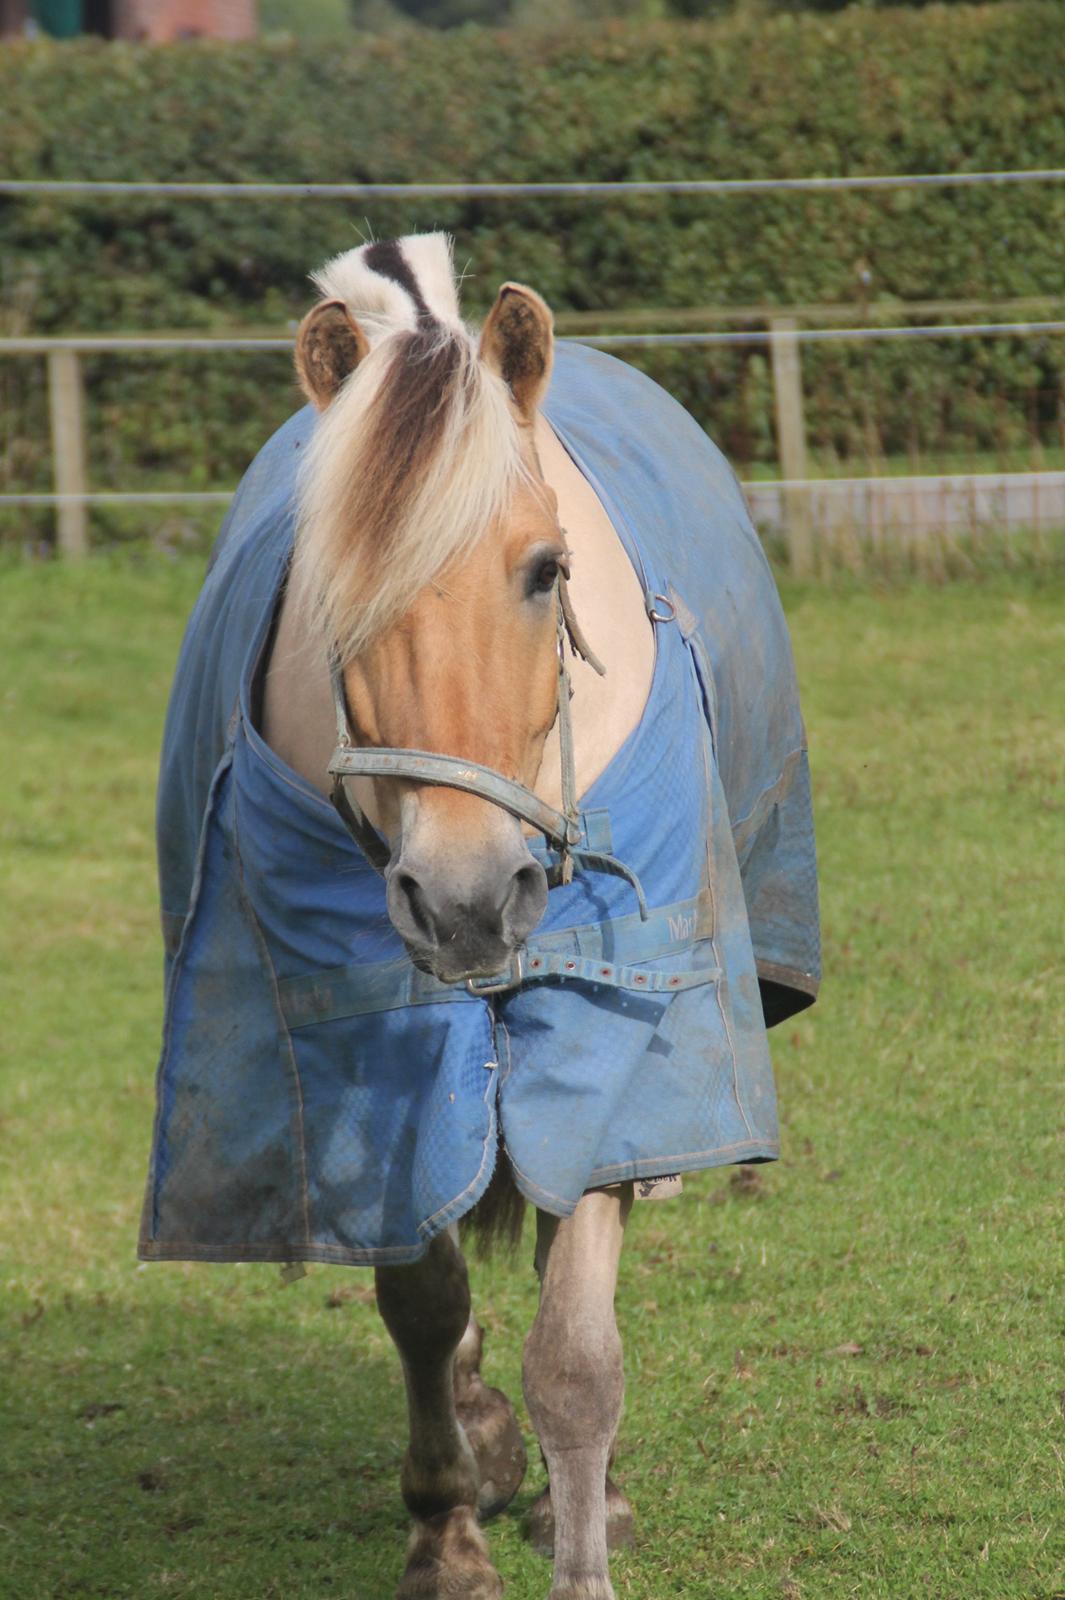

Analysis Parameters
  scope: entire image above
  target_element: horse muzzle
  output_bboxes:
[385,844,548,987]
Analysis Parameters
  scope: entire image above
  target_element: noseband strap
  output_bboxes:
[326,574,646,913]
[329,745,581,855]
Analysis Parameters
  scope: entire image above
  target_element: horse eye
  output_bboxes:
[530,556,561,595]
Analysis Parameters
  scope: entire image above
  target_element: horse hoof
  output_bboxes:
[524,1487,555,1557]
[548,1582,616,1600]
[456,1378,528,1521]
[524,1476,634,1557]
[396,1506,503,1599]
[604,1477,635,1550]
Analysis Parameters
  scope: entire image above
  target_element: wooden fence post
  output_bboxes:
[769,316,812,576]
[47,347,89,558]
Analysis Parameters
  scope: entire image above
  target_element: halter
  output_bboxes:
[326,573,648,919]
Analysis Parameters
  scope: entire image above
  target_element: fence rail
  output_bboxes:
[8,474,1062,554]
[6,169,1065,567]
[7,319,1065,355]
[4,169,1065,200]
[746,472,1065,559]
[4,314,1065,572]
[0,491,234,506]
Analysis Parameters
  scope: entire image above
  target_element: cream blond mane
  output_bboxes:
[291,233,526,664]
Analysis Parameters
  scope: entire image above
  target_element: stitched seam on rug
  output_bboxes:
[233,774,314,1247]
[416,1122,497,1236]
[507,1153,576,1212]
[756,957,820,996]
[587,1139,780,1178]
[718,971,756,1145]
[730,746,804,854]
[701,723,757,1145]
[138,1239,427,1265]
[242,715,339,816]
[416,1017,499,1237]
[140,748,234,1251]
[507,1140,780,1214]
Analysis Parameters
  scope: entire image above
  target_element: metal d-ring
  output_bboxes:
[466,949,525,995]
[646,592,677,624]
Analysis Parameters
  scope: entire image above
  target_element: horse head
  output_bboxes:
[292,235,566,984]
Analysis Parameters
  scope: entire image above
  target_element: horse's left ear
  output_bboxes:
[479,283,554,422]
[294,298,370,410]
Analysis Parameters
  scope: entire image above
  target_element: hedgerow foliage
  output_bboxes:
[2,0,1065,510]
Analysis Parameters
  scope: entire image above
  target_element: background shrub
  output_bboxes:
[2,0,1064,530]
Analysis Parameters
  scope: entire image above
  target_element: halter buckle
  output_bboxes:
[465,949,525,996]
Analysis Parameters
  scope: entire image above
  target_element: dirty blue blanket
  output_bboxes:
[140,344,819,1266]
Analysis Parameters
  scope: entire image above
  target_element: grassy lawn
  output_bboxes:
[1,554,1063,1600]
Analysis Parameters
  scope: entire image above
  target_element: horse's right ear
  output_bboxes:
[294,299,370,410]
[479,283,553,423]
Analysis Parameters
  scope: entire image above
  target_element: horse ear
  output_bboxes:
[479,282,553,422]
[294,298,370,410]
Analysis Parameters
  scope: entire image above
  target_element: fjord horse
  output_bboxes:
[264,236,653,1600]
[148,226,814,1598]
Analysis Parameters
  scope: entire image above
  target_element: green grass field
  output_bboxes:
[1,556,1063,1600]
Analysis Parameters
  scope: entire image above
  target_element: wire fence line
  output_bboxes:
[0,491,234,507]
[6,169,1065,566]
[8,474,1065,590]
[4,170,1065,201]
[5,313,1065,569]
[9,473,1065,515]
[4,320,1065,356]
[582,321,1065,348]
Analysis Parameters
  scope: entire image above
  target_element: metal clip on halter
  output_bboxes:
[464,950,526,996]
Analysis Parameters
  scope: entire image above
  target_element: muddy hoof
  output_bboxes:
[524,1476,633,1557]
[548,1581,616,1600]
[524,1487,555,1558]
[456,1379,528,1521]
[396,1506,503,1599]
[604,1478,635,1549]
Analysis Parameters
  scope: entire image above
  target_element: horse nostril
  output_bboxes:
[503,859,548,943]
[388,851,547,968]
[392,869,436,947]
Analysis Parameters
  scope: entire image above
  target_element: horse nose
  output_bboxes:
[386,853,547,980]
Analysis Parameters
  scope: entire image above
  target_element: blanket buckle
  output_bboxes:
[465,949,525,996]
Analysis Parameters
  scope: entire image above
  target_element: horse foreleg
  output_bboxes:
[376,1231,502,1600]
[523,1186,633,1600]
[524,1444,633,1559]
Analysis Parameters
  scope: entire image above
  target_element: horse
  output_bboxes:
[141,233,819,1600]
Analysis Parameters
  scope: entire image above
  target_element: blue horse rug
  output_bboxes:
[140,343,819,1267]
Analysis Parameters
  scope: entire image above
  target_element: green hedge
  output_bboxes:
[2,2,1065,537]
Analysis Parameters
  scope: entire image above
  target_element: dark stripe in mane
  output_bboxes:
[364,239,432,322]
[358,324,465,577]
[296,232,523,665]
